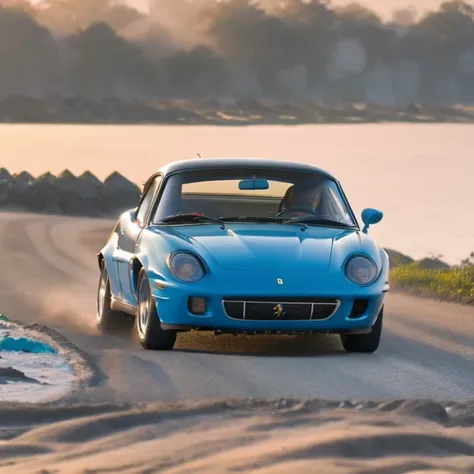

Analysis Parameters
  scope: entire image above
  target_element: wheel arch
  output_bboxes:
[97,252,105,270]
[131,257,145,297]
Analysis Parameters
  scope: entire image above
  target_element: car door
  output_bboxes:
[115,174,163,304]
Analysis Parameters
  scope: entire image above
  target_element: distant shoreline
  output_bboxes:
[1,97,473,125]
[3,121,474,127]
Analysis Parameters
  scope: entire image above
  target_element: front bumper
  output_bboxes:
[149,268,388,334]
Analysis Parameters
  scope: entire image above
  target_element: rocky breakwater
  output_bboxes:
[0,168,141,217]
[1,96,474,124]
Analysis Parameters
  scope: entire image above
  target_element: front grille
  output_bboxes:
[222,297,339,321]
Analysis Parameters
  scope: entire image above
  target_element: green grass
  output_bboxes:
[389,253,474,305]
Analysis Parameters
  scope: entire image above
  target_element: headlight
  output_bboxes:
[345,255,378,285]
[167,252,206,283]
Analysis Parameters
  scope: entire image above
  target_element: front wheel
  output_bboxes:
[136,268,177,350]
[340,306,383,353]
[97,263,134,334]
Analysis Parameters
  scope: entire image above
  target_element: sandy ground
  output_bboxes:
[0,211,473,472]
[1,399,474,473]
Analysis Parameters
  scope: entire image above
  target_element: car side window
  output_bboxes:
[136,176,162,225]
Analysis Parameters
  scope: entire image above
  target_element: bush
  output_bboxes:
[390,252,474,305]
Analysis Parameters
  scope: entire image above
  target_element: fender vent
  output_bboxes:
[349,299,369,319]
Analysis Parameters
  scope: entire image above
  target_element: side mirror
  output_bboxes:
[361,208,383,234]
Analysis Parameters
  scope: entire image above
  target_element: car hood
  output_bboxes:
[160,223,357,271]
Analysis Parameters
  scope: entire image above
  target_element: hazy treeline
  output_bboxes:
[1,0,474,105]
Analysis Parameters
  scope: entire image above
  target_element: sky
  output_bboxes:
[332,0,445,18]
[130,0,447,20]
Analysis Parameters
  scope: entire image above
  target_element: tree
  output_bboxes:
[0,8,59,98]
[164,45,228,93]
[69,22,159,97]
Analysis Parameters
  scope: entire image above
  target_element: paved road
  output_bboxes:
[1,211,473,403]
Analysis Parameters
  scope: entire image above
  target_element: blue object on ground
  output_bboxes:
[0,337,56,354]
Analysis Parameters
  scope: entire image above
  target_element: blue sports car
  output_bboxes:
[97,158,389,352]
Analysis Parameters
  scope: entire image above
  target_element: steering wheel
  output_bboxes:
[275,208,320,218]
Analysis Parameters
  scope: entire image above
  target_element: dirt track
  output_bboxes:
[1,211,474,404]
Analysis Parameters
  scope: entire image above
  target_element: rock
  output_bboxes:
[0,167,12,183]
[103,171,140,194]
[78,170,103,188]
[0,367,40,384]
[0,169,13,204]
[3,171,34,206]
[102,171,141,214]
[385,248,415,268]
[19,179,61,212]
[56,170,102,203]
[57,190,103,216]
[36,171,57,184]
[15,171,100,215]
[405,102,423,114]
[13,171,33,187]
[42,203,64,215]
[385,249,451,270]
[1,168,140,216]
[56,169,77,188]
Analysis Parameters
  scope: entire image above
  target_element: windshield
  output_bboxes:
[151,168,357,228]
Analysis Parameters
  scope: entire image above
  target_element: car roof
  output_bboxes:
[157,157,336,180]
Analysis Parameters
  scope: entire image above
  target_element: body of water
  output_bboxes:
[0,123,472,265]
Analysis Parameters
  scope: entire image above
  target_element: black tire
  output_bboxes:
[97,262,133,333]
[340,306,384,353]
[136,268,177,350]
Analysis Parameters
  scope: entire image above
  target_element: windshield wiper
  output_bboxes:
[221,216,309,230]
[161,213,226,229]
[279,217,354,228]
[221,216,280,223]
